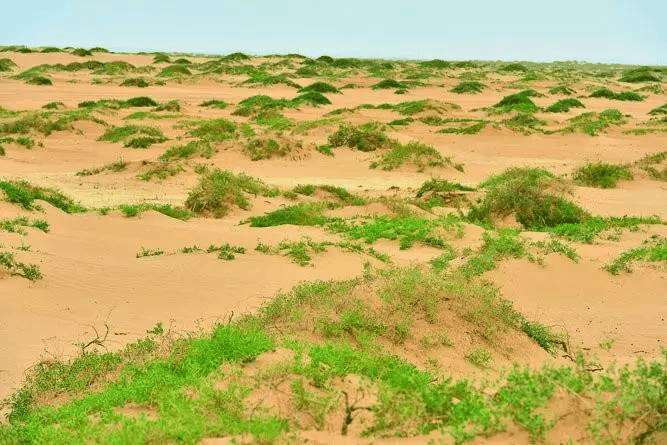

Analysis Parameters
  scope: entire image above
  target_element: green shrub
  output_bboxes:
[244,137,295,160]
[248,202,333,227]
[0,180,85,213]
[71,48,92,57]
[316,55,334,63]
[298,82,340,94]
[153,53,171,63]
[184,118,236,142]
[573,162,633,188]
[98,125,166,147]
[499,63,528,72]
[40,47,61,53]
[185,169,278,217]
[548,85,575,95]
[328,123,392,152]
[590,88,643,101]
[648,103,667,115]
[221,52,250,62]
[0,58,17,72]
[120,77,149,88]
[419,59,450,69]
[545,98,585,113]
[173,58,191,65]
[370,141,452,172]
[619,68,661,83]
[564,109,624,136]
[372,79,407,90]
[493,91,538,112]
[292,92,331,106]
[158,65,191,77]
[123,96,158,107]
[26,76,52,86]
[450,81,485,94]
[468,168,588,229]
[41,101,65,110]
[199,99,228,109]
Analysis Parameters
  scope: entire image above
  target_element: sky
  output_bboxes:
[1,0,665,64]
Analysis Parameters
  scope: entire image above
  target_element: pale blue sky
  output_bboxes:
[1,0,665,64]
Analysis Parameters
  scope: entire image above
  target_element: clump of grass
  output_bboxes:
[648,103,667,116]
[0,251,42,281]
[292,91,331,106]
[232,95,293,116]
[117,203,191,220]
[634,151,667,181]
[298,82,340,94]
[98,125,166,148]
[71,48,92,57]
[160,140,215,161]
[416,178,474,207]
[370,141,456,172]
[41,101,65,110]
[563,109,624,136]
[619,67,661,83]
[548,85,575,95]
[252,112,293,131]
[158,65,191,77]
[372,79,407,90]
[438,120,487,135]
[248,202,334,227]
[257,239,330,266]
[0,216,49,235]
[590,88,644,101]
[604,235,666,274]
[123,96,158,107]
[136,247,164,258]
[40,47,61,53]
[138,162,185,181]
[0,180,85,213]
[328,123,392,152]
[152,53,171,63]
[419,59,450,69]
[244,136,300,160]
[199,99,228,109]
[182,118,237,142]
[154,100,180,112]
[185,169,278,217]
[76,159,127,176]
[206,243,246,260]
[545,98,584,113]
[120,77,149,88]
[550,215,662,243]
[450,81,485,94]
[26,76,52,86]
[468,168,588,229]
[503,113,545,133]
[499,63,528,72]
[0,58,17,72]
[493,90,539,113]
[573,162,633,188]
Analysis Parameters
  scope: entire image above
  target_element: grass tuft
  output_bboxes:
[573,162,633,188]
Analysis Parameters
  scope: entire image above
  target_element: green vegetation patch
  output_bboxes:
[450,81,485,94]
[604,235,667,274]
[199,99,228,109]
[370,141,458,172]
[328,123,392,152]
[573,162,633,188]
[0,180,85,213]
[590,88,644,101]
[493,90,539,113]
[545,98,585,113]
[0,251,42,281]
[298,82,340,94]
[562,109,624,136]
[98,125,167,148]
[185,169,279,218]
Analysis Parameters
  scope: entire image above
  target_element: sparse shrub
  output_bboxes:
[123,96,158,107]
[328,123,392,152]
[503,113,545,133]
[199,99,228,109]
[90,47,109,53]
[252,112,293,131]
[120,77,149,88]
[493,90,538,112]
[40,47,61,53]
[370,141,452,172]
[649,103,667,115]
[419,59,450,69]
[42,101,65,110]
[0,58,18,72]
[173,58,191,65]
[564,109,624,136]
[468,168,588,229]
[221,52,250,62]
[573,162,633,188]
[138,162,185,181]
[98,125,166,147]
[0,251,42,281]
[185,169,278,217]
[153,53,171,63]
[292,92,331,106]
[298,82,340,94]
[548,85,575,95]
[450,81,485,94]
[154,100,180,112]
[160,140,215,161]
[316,55,334,63]
[184,118,236,142]
[0,180,85,213]
[499,63,528,72]
[452,61,478,68]
[71,48,92,57]
[619,67,661,83]
[26,76,52,86]
[372,79,407,90]
[158,65,191,77]
[590,88,643,101]
[244,137,295,160]
[545,98,584,113]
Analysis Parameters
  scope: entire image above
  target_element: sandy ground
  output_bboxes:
[0,52,666,442]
